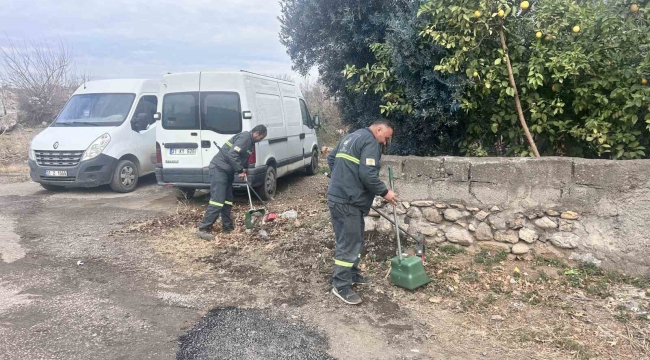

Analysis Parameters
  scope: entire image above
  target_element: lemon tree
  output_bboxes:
[348,0,650,158]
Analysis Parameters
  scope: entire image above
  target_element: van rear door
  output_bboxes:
[198,72,246,182]
[158,73,203,184]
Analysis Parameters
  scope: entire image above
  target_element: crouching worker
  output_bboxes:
[327,119,398,305]
[197,125,267,240]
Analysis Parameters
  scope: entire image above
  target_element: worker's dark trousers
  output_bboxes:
[329,201,365,290]
[198,167,234,231]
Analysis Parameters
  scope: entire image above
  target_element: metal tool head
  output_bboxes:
[415,233,426,259]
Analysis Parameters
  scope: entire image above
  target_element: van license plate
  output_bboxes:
[170,148,197,155]
[45,170,68,177]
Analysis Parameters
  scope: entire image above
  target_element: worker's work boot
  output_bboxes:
[331,287,362,305]
[352,274,371,286]
[197,230,215,241]
[222,226,234,234]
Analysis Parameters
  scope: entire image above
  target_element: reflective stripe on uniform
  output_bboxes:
[335,153,360,165]
[209,200,224,207]
[334,259,354,268]
[225,141,233,147]
[224,201,233,206]
[246,150,252,155]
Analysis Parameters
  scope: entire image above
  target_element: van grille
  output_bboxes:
[40,176,76,182]
[35,150,84,167]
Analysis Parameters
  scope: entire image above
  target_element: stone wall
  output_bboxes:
[365,156,650,275]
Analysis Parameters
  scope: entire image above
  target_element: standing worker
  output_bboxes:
[197,125,268,240]
[327,119,398,305]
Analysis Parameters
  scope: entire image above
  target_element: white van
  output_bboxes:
[155,71,320,200]
[28,79,161,192]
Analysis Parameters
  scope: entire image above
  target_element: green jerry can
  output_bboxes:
[390,256,431,290]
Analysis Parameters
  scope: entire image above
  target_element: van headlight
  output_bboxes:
[82,133,111,161]
[28,146,36,161]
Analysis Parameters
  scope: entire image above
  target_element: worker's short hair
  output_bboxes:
[251,125,268,136]
[371,118,394,131]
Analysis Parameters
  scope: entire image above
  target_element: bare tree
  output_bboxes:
[1,38,78,126]
[300,79,344,146]
[0,83,9,116]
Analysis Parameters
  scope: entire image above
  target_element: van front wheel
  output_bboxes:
[256,166,276,201]
[110,160,139,193]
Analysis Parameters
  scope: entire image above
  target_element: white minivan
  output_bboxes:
[28,79,161,192]
[155,71,320,200]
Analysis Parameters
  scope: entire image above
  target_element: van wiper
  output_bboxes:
[69,121,101,126]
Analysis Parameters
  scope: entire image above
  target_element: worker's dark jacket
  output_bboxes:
[209,131,253,174]
[327,128,388,215]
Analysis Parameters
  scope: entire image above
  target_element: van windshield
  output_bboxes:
[54,93,136,127]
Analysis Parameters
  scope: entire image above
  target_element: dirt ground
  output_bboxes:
[1,129,649,359]
[121,165,650,360]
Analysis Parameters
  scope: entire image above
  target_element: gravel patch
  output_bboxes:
[177,307,335,360]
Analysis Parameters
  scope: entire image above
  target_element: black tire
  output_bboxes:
[305,149,318,175]
[110,159,139,193]
[256,165,277,201]
[174,187,196,201]
[40,184,66,192]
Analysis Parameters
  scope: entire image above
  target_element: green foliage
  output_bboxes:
[419,0,650,158]
[350,0,650,158]
[474,249,508,266]
[280,0,463,156]
[439,244,466,255]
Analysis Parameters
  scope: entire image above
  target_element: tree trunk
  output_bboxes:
[498,27,540,157]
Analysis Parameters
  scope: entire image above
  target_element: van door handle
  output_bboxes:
[299,133,305,140]
[201,141,211,148]
[191,132,198,136]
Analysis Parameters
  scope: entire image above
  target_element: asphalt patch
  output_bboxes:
[177,307,335,360]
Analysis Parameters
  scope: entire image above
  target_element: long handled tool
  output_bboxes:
[387,166,431,290]
[371,206,426,261]
[244,174,266,229]
[244,179,277,224]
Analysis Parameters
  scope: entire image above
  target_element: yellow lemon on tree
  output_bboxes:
[573,25,581,33]
[536,31,543,39]
[498,10,505,18]
[520,1,530,10]
[473,71,479,78]
[474,10,481,18]
[642,78,648,85]
[631,4,639,13]
[545,35,551,41]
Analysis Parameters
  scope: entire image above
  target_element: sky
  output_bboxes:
[0,0,316,81]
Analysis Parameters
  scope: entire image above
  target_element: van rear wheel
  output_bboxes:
[256,166,276,200]
[110,160,139,193]
[305,149,318,175]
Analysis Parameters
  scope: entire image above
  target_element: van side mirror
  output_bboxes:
[153,112,161,121]
[313,115,320,129]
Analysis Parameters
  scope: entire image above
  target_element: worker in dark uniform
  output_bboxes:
[327,119,398,305]
[198,125,268,240]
